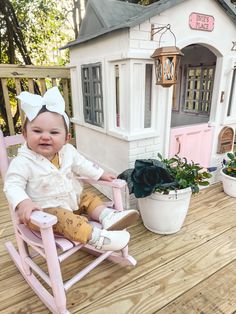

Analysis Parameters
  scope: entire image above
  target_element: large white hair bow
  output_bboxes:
[16,86,69,129]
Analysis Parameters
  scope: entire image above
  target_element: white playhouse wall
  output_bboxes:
[69,29,161,175]
[69,0,236,204]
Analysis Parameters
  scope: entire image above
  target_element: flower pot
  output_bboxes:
[138,187,192,234]
[221,169,236,197]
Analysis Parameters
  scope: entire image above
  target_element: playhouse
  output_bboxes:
[64,0,236,202]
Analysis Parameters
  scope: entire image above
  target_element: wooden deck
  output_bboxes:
[1,179,236,314]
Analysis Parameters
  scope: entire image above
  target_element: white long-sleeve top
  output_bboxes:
[3,143,104,211]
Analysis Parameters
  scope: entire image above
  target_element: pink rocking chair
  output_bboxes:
[0,129,136,314]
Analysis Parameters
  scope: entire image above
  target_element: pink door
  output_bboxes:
[169,124,214,167]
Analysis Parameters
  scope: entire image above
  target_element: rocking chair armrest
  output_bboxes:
[79,177,127,189]
[30,210,58,229]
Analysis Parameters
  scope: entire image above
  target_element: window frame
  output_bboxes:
[183,65,215,116]
[81,62,104,128]
[227,65,236,117]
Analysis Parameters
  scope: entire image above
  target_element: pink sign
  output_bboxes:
[189,12,214,31]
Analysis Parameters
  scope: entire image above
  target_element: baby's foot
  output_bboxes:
[88,227,130,251]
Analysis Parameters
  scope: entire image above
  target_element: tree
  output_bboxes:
[71,0,88,39]
[0,0,32,64]
[0,0,87,135]
[118,0,160,4]
[0,0,75,65]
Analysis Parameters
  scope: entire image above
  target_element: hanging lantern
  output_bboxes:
[150,24,184,87]
[151,46,184,87]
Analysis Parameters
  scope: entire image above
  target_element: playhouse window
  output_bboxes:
[144,64,152,128]
[183,66,214,115]
[115,65,120,127]
[81,63,104,127]
[227,66,236,117]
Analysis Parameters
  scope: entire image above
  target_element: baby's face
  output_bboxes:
[23,111,70,160]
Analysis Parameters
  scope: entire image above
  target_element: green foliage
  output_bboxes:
[1,0,74,65]
[139,0,153,4]
[15,0,73,64]
[155,154,212,194]
[119,0,160,5]
[222,152,236,178]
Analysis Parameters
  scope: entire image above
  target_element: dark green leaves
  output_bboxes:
[155,154,212,194]
[224,152,236,178]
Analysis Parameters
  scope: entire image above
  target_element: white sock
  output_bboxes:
[88,226,101,245]
[99,207,114,223]
[88,226,110,246]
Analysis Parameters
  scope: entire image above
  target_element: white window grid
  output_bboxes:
[183,65,215,116]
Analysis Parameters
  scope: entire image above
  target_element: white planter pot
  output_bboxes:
[221,169,236,197]
[138,187,192,234]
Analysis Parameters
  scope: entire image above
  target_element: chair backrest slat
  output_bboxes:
[0,129,24,180]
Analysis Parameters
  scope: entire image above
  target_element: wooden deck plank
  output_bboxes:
[70,197,236,312]
[1,181,236,313]
[157,260,236,314]
[76,228,236,314]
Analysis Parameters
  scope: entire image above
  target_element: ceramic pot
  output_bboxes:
[138,187,192,234]
[221,169,236,197]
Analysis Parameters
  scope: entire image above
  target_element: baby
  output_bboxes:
[4,86,139,251]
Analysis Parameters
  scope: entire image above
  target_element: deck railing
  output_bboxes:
[0,64,72,136]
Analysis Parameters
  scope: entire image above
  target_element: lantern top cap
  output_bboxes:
[151,46,184,58]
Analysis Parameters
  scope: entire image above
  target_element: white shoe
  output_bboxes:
[102,209,139,230]
[90,229,130,251]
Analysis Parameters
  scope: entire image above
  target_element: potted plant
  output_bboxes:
[221,151,236,197]
[137,154,212,234]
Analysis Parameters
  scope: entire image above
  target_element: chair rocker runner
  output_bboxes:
[0,129,137,314]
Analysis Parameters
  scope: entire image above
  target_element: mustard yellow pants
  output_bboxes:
[29,191,104,244]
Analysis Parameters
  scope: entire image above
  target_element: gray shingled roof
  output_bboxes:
[63,0,236,49]
[216,0,236,23]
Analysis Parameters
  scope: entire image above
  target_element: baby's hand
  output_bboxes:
[16,199,42,225]
[100,172,117,182]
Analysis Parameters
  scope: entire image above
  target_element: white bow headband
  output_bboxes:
[16,86,70,130]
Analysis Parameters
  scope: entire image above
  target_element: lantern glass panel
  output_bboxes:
[163,56,175,81]
[155,58,162,83]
